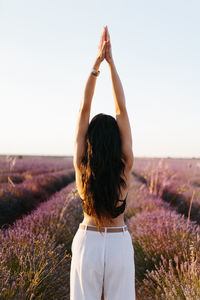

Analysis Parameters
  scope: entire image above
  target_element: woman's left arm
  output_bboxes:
[73,27,107,169]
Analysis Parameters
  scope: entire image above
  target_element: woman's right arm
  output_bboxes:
[105,27,134,170]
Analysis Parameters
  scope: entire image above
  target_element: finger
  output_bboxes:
[105,25,107,41]
[99,27,105,47]
[105,41,109,51]
[106,40,111,50]
[102,40,107,50]
[105,41,108,52]
[102,43,107,57]
[102,26,106,40]
[102,41,107,56]
[102,46,106,57]
[107,27,110,42]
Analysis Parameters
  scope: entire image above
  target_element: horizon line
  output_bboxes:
[0,153,199,160]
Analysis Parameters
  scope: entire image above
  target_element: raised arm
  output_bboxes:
[73,27,107,169]
[105,27,134,169]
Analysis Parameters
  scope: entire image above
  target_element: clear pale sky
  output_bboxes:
[0,0,199,158]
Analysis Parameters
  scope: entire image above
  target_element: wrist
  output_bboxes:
[93,57,101,71]
[108,59,115,70]
[106,54,114,66]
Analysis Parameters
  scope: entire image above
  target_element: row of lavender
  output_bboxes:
[0,181,83,299]
[0,156,75,229]
[0,156,73,179]
[132,158,200,224]
[126,158,200,299]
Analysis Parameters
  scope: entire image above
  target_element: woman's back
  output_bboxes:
[78,162,132,227]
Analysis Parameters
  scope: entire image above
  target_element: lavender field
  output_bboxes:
[0,155,200,299]
[0,156,74,230]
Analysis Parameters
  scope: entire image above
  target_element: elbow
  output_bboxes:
[127,153,134,170]
[123,150,134,171]
[79,101,90,115]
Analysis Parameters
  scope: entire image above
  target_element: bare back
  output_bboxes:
[76,163,132,227]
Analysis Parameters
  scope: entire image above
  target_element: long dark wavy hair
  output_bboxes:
[80,113,127,232]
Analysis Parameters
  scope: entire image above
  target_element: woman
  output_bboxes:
[70,26,135,300]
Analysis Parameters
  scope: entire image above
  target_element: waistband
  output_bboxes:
[79,223,128,233]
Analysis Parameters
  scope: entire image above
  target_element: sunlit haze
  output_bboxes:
[0,0,199,158]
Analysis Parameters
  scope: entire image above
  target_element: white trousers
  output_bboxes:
[70,223,136,300]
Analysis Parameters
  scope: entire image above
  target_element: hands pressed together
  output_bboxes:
[94,26,113,69]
